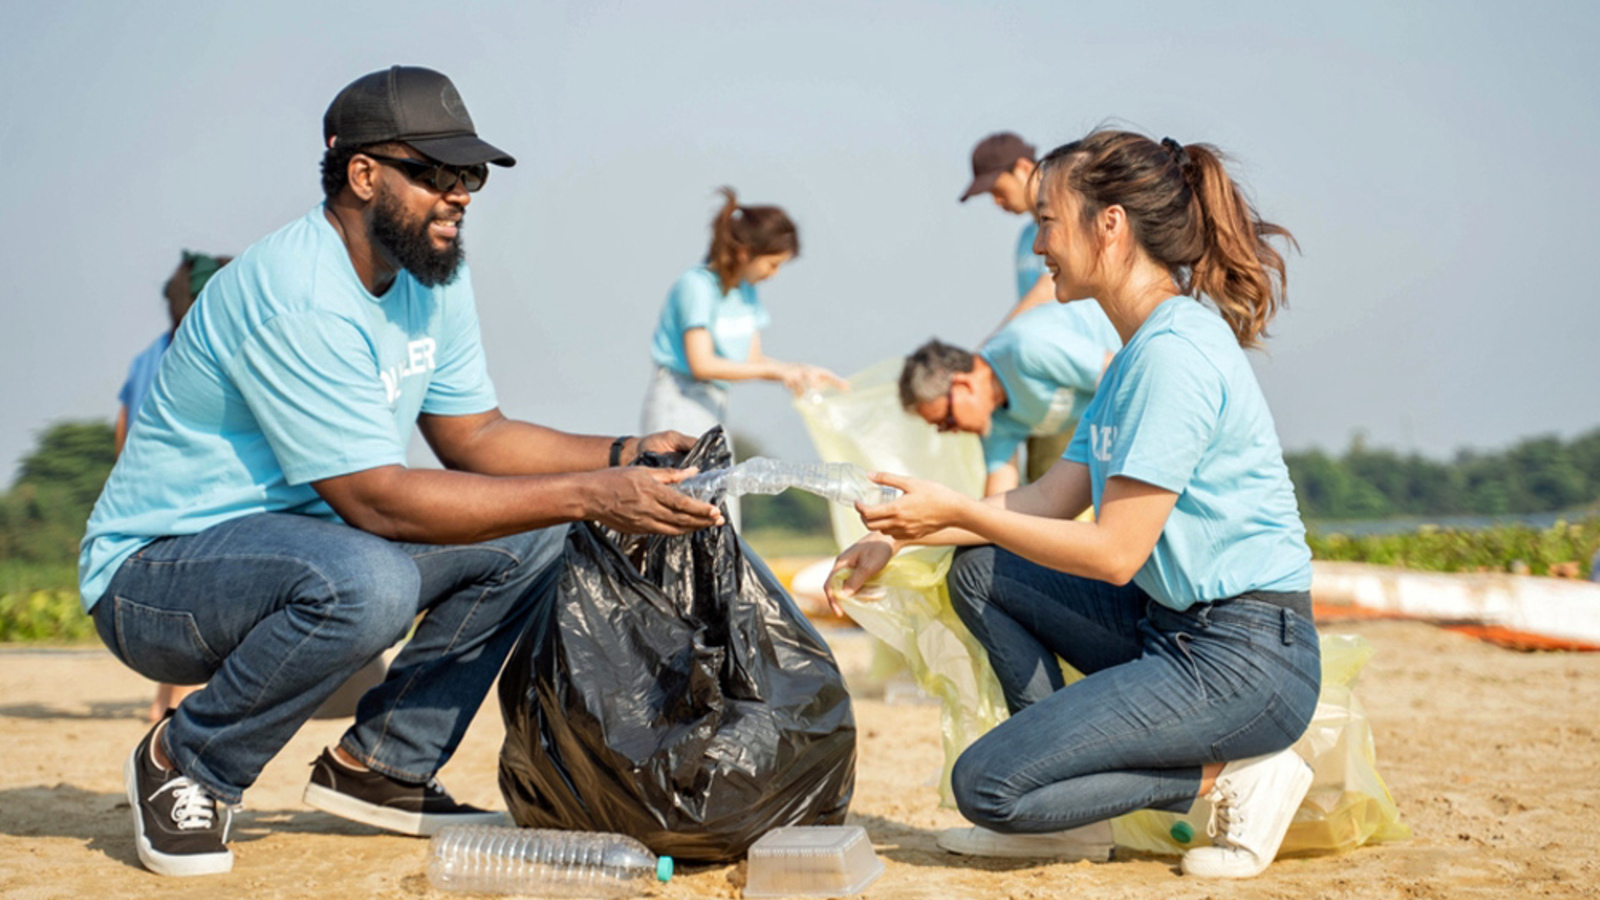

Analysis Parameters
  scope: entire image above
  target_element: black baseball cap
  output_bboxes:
[323,66,515,167]
[959,132,1035,202]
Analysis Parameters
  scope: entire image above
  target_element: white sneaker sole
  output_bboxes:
[302,781,508,837]
[124,747,233,877]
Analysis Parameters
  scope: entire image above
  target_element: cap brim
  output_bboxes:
[407,133,516,167]
[959,170,1001,202]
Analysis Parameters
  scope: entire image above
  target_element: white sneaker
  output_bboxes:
[937,821,1114,861]
[1181,748,1313,878]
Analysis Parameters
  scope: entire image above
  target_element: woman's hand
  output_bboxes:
[823,533,897,616]
[857,472,972,541]
[779,363,849,396]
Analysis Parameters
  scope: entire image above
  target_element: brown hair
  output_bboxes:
[705,187,799,294]
[1037,130,1295,347]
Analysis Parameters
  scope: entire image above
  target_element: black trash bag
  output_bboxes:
[497,427,856,862]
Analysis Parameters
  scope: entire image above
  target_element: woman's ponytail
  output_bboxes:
[1183,144,1292,348]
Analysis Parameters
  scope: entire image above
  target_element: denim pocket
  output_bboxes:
[111,596,221,685]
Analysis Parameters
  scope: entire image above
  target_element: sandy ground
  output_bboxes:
[3,617,1599,900]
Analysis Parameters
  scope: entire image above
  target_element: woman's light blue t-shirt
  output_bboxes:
[1066,296,1311,610]
[978,302,1121,472]
[78,205,498,610]
[648,266,771,385]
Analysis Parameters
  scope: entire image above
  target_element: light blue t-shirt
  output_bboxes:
[648,265,771,385]
[1066,296,1311,610]
[79,205,498,610]
[118,332,171,424]
[1016,221,1048,299]
[979,302,1121,472]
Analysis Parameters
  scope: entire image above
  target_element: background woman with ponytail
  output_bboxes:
[641,188,844,448]
[827,130,1318,879]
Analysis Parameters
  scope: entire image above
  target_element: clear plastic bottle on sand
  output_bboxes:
[676,458,901,506]
[427,825,673,897]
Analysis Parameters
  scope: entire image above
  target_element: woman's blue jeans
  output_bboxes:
[92,512,567,804]
[946,545,1321,833]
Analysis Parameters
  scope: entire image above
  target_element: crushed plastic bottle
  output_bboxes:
[676,458,902,507]
[427,825,673,897]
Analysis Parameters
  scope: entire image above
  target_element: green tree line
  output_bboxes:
[1286,429,1600,521]
[0,420,116,565]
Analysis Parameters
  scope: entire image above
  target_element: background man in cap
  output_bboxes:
[80,65,720,878]
[959,131,1119,483]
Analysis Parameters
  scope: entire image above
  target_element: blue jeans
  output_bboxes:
[92,512,566,804]
[946,545,1321,832]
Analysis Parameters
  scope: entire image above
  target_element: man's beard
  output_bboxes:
[369,188,465,288]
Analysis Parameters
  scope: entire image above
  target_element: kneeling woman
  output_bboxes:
[828,130,1318,879]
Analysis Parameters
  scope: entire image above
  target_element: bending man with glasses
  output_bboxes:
[899,303,1119,496]
[80,65,722,878]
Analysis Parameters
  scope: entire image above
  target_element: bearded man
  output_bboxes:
[79,66,721,877]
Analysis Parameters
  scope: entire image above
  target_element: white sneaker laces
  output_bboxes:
[154,777,218,831]
[1205,784,1243,849]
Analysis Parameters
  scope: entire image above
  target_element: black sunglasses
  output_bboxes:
[362,152,489,193]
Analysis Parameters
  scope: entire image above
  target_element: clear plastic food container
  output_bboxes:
[743,825,884,898]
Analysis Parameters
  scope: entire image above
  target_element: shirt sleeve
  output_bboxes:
[227,310,407,486]
[981,417,1029,472]
[422,277,498,416]
[1103,333,1224,493]
[672,270,719,332]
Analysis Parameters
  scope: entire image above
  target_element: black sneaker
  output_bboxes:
[302,748,507,836]
[124,721,233,876]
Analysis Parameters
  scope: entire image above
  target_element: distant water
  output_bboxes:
[1307,509,1597,537]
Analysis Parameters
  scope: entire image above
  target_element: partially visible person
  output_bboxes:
[82,65,721,878]
[832,129,1316,880]
[115,251,231,723]
[640,188,846,524]
[898,302,1119,496]
[960,131,1054,329]
[961,131,1117,481]
[115,252,230,453]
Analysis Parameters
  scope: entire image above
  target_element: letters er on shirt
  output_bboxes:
[382,338,438,405]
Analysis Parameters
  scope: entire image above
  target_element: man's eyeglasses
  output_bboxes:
[363,152,489,193]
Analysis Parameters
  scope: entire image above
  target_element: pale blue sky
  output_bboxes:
[2,0,1596,483]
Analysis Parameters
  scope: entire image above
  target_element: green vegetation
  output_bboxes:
[0,421,114,643]
[1308,518,1598,578]
[1287,429,1600,520]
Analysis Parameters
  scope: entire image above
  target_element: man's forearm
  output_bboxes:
[323,465,597,544]
[426,414,624,475]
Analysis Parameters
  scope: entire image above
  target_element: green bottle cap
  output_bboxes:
[1170,821,1195,844]
[657,855,674,882]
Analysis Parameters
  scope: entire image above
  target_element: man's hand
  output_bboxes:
[823,533,897,616]
[587,466,723,534]
[631,430,699,463]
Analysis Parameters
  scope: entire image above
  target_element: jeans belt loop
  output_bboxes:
[1281,606,1294,646]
